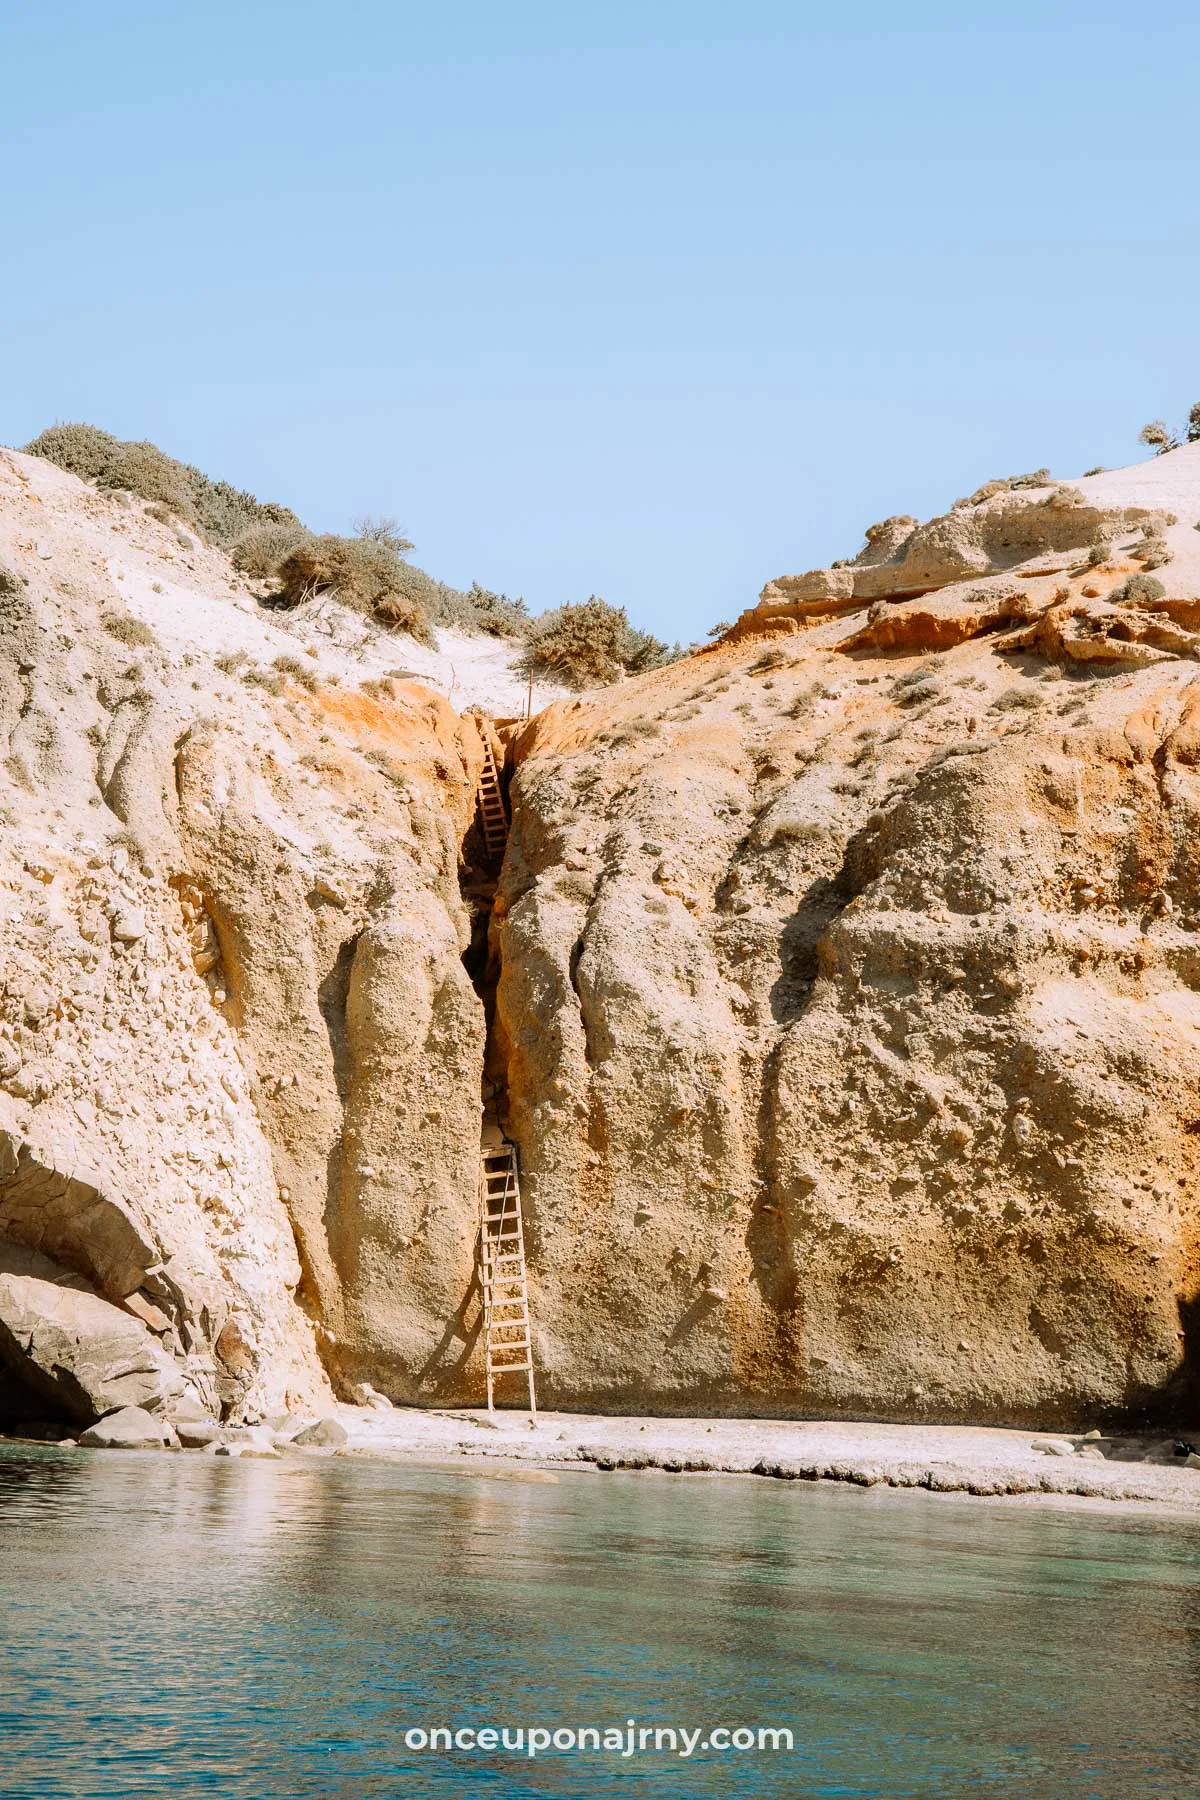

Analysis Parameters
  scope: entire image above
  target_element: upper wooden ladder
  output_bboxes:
[478,1142,537,1415]
[477,737,509,862]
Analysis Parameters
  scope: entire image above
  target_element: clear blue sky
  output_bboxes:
[3,3,1198,641]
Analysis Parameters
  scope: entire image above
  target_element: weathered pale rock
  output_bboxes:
[110,907,146,943]
[0,1273,183,1423]
[175,1419,221,1448]
[292,1415,348,1447]
[750,487,1166,625]
[5,433,1200,1434]
[164,1389,211,1425]
[78,1405,179,1449]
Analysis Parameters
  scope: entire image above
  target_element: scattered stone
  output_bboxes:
[292,1415,349,1448]
[110,907,146,943]
[175,1420,222,1448]
[1036,1439,1076,1457]
[78,1406,179,1450]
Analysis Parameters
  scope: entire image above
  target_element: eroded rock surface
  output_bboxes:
[492,446,1200,1425]
[0,1270,182,1422]
[4,437,1200,1431]
[0,448,491,1418]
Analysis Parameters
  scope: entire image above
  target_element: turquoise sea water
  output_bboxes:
[0,1445,1198,1798]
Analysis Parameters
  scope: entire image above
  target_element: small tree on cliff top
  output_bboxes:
[1138,406,1200,455]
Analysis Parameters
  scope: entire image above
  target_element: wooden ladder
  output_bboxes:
[478,1142,537,1415]
[477,738,509,862]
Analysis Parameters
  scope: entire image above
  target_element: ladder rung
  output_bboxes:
[477,1122,535,1413]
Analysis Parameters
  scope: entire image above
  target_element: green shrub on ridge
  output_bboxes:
[517,596,678,689]
[25,421,301,547]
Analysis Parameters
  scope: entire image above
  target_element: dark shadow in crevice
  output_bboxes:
[318,933,360,1106]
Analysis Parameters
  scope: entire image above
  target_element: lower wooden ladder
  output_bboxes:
[478,1142,537,1415]
[477,738,509,862]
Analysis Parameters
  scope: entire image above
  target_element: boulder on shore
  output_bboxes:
[0,1272,183,1424]
[78,1406,179,1450]
[292,1415,348,1448]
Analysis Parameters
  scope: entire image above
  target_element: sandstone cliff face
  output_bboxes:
[4,438,1200,1431]
[0,448,494,1420]
[493,449,1200,1424]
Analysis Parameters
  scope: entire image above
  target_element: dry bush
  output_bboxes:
[243,665,286,695]
[516,596,677,689]
[372,593,436,648]
[1139,420,1179,455]
[25,421,521,642]
[1109,574,1166,607]
[959,469,1051,508]
[353,514,414,554]
[215,649,249,674]
[25,422,301,548]
[964,479,1011,506]
[991,687,1043,712]
[230,522,312,580]
[23,423,120,480]
[1086,542,1109,567]
[100,442,195,516]
[272,653,320,692]
[101,610,157,647]
[431,581,529,639]
[864,514,917,544]
[275,535,436,645]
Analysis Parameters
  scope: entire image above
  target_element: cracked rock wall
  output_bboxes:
[0,448,489,1418]
[493,453,1200,1425]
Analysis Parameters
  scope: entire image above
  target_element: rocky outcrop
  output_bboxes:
[0,1268,183,1422]
[4,435,1200,1432]
[745,471,1181,636]
[0,448,492,1420]
[489,448,1200,1425]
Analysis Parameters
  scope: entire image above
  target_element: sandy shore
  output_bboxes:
[312,1404,1200,1515]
